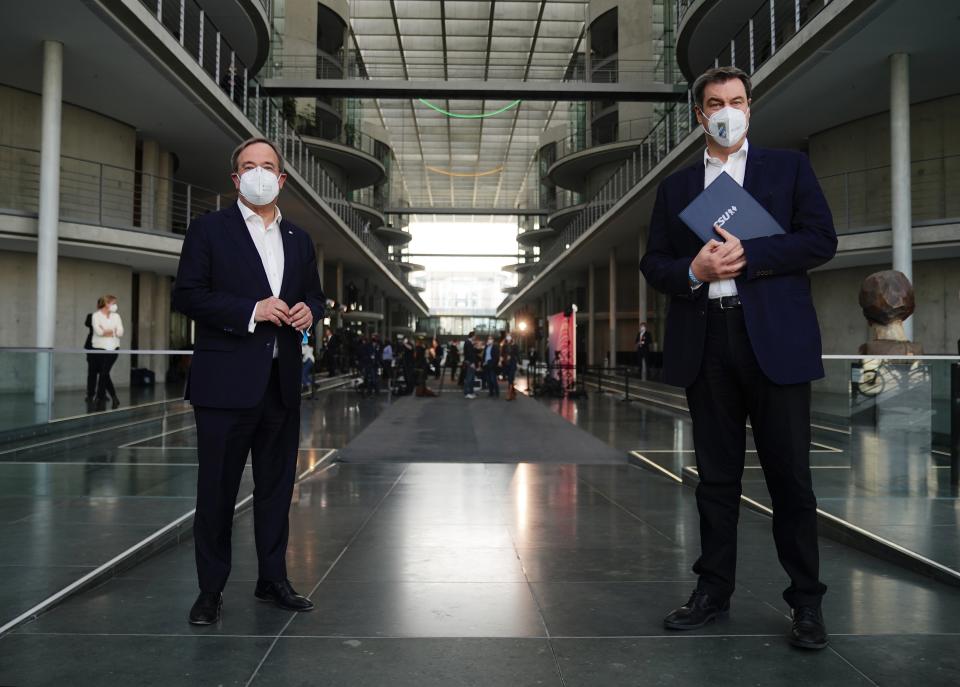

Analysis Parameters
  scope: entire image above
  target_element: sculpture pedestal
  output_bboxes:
[850,362,933,495]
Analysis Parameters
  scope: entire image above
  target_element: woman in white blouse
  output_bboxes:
[91,294,124,409]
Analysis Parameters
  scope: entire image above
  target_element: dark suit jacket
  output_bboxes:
[639,147,837,388]
[172,203,325,409]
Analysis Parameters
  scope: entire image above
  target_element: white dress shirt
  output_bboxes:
[239,201,285,356]
[702,138,749,298]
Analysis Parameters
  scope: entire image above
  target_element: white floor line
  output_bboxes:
[0,411,194,456]
[0,450,338,637]
[117,423,196,449]
[628,452,683,484]
[629,449,841,455]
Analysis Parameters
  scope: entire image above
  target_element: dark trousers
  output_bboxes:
[93,352,118,401]
[85,353,99,398]
[684,307,826,609]
[485,364,499,396]
[192,361,299,593]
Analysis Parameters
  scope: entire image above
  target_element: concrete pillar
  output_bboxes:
[608,250,617,368]
[890,52,913,340]
[335,261,344,330]
[35,40,63,408]
[384,297,391,340]
[154,275,170,380]
[315,245,324,292]
[639,231,648,379]
[587,263,596,366]
[141,140,160,229]
[137,272,156,375]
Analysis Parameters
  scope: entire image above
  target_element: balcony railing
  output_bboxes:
[0,144,221,236]
[819,154,960,234]
[135,0,426,310]
[554,117,661,163]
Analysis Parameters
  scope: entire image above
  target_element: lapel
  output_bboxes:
[229,203,272,297]
[743,145,765,200]
[685,160,705,204]
[278,218,297,301]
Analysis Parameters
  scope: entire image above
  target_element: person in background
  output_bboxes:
[482,335,500,398]
[400,337,415,395]
[83,305,99,408]
[324,327,340,376]
[381,336,394,387]
[90,294,124,410]
[636,322,652,378]
[301,339,315,391]
[446,340,460,382]
[462,331,478,399]
[414,337,436,397]
[500,333,519,401]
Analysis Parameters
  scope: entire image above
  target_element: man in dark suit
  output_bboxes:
[173,137,325,625]
[635,322,652,376]
[640,67,837,650]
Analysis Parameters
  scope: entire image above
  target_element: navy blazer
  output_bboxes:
[639,147,837,388]
[172,203,325,409]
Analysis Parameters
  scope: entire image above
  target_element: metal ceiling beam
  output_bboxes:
[260,79,688,102]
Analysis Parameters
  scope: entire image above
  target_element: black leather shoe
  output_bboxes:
[188,592,222,625]
[790,605,829,650]
[254,579,314,612]
[663,590,730,630]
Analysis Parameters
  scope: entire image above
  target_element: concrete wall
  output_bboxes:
[0,84,177,233]
[812,257,960,356]
[0,250,132,392]
[809,94,960,232]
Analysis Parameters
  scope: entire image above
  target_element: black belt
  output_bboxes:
[707,295,742,311]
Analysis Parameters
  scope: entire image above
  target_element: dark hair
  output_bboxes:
[692,66,752,110]
[230,137,285,174]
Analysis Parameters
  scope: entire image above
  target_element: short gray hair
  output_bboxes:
[230,137,285,174]
[692,66,752,110]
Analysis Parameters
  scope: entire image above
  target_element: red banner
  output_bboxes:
[547,311,576,384]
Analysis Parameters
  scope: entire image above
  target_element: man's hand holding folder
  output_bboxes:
[691,225,746,283]
[680,171,786,283]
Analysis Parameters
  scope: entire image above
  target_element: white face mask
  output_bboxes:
[237,166,281,206]
[108,303,118,313]
[701,106,748,147]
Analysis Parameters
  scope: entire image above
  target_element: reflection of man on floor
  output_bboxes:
[641,67,836,650]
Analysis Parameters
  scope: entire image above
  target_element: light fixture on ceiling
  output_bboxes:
[417,98,522,119]
[425,165,504,178]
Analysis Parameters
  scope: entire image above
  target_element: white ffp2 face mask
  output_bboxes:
[237,167,281,206]
[701,106,749,147]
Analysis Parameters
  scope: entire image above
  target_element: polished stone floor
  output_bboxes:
[567,373,960,573]
[1,387,959,685]
[0,385,386,633]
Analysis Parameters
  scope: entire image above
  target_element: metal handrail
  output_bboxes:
[0,143,222,236]
[816,154,960,233]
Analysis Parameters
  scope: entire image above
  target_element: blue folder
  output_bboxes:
[678,171,785,243]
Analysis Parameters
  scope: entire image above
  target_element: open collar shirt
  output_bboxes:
[703,138,749,298]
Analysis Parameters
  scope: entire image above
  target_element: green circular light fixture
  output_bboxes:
[417,98,522,119]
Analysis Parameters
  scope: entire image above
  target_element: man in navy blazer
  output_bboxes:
[640,68,836,649]
[173,138,325,625]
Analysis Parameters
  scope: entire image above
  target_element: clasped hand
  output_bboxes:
[255,297,312,331]
[691,226,746,282]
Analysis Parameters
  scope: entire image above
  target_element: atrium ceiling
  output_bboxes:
[349,0,589,213]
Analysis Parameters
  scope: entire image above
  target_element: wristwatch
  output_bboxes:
[688,264,703,289]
